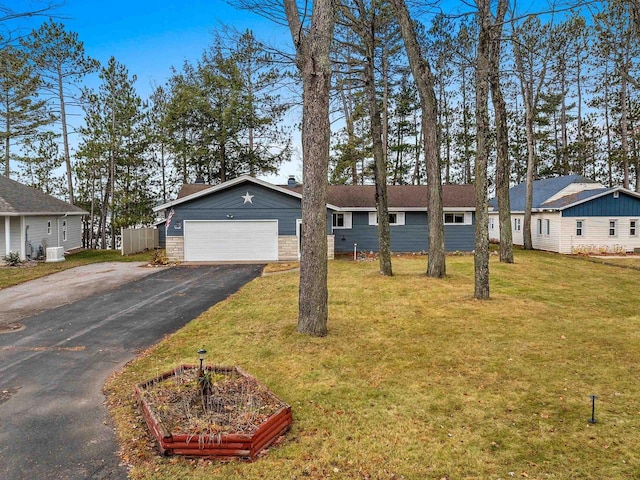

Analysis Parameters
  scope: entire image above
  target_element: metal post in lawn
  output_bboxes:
[589,394,597,424]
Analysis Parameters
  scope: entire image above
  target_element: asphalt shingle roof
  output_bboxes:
[541,188,610,209]
[490,175,596,211]
[175,182,476,209]
[0,175,87,215]
[177,183,209,199]
[289,184,475,208]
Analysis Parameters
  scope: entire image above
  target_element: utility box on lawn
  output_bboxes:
[46,247,65,263]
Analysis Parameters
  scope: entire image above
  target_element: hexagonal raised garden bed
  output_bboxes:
[136,365,292,460]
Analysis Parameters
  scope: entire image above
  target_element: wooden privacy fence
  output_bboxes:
[121,227,159,255]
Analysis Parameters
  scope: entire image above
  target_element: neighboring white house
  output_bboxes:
[489,175,640,254]
[0,175,88,260]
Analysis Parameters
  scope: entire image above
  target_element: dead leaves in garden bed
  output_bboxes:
[140,367,286,436]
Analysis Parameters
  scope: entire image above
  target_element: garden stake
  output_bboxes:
[589,395,597,424]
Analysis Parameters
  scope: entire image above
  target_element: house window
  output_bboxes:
[609,220,617,237]
[332,212,352,229]
[489,217,495,230]
[545,219,550,236]
[368,212,405,226]
[443,212,471,225]
[514,218,521,231]
[576,220,584,237]
[537,219,543,235]
[47,221,51,235]
[62,220,67,242]
[444,213,465,224]
[630,220,637,237]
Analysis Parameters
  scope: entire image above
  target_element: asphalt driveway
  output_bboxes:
[0,264,264,480]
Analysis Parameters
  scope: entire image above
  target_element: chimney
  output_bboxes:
[287,175,297,187]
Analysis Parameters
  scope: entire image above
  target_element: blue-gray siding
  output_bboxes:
[158,222,166,248]
[165,184,304,237]
[563,192,640,217]
[333,212,475,253]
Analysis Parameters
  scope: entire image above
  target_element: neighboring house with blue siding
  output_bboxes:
[489,175,640,254]
[0,175,87,260]
[154,175,476,262]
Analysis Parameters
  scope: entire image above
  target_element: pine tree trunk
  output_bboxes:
[220,142,227,183]
[4,136,9,177]
[359,2,392,276]
[284,0,334,336]
[57,66,74,204]
[474,0,490,300]
[390,0,445,278]
[489,0,513,264]
[4,94,10,176]
[620,57,630,189]
[523,112,535,250]
[100,168,111,250]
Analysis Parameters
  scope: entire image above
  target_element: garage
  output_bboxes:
[184,220,278,261]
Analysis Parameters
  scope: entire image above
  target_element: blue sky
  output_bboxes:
[8,0,289,96]
[5,0,302,182]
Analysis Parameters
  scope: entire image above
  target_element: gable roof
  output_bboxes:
[153,175,341,212]
[541,186,640,210]
[490,175,640,212]
[289,184,475,209]
[540,188,610,209]
[490,175,598,211]
[0,175,87,216]
[162,176,476,212]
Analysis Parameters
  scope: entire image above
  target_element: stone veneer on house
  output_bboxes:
[166,236,184,262]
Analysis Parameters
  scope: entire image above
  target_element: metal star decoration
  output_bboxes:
[241,192,254,204]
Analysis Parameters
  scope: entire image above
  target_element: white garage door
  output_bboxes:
[184,220,278,261]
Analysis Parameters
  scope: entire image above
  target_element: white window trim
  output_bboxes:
[332,212,352,229]
[575,219,584,237]
[62,220,67,242]
[489,217,495,230]
[630,219,638,237]
[368,211,405,226]
[47,221,51,235]
[609,219,617,237]
[537,219,543,235]
[443,212,472,225]
[514,218,521,231]
[545,219,551,236]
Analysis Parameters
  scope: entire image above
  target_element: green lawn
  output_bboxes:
[578,255,640,271]
[0,249,153,289]
[105,250,640,479]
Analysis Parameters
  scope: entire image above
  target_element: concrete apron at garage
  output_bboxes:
[0,264,263,480]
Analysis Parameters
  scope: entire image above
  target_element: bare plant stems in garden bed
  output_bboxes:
[136,365,292,460]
